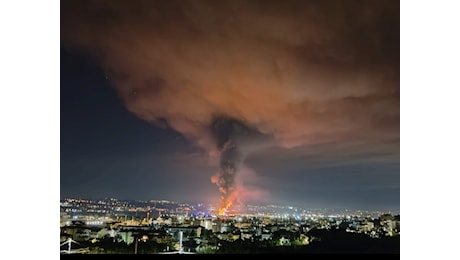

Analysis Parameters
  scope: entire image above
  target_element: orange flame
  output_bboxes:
[218,201,232,215]
[218,190,238,216]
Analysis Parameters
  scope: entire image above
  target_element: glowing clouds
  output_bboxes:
[61,0,399,152]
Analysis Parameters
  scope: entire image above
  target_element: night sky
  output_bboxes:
[61,0,399,212]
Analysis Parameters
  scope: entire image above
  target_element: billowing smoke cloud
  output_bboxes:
[61,0,399,211]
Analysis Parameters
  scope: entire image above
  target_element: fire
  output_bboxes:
[218,201,233,216]
[218,190,238,216]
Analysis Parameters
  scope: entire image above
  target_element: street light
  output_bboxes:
[134,235,149,254]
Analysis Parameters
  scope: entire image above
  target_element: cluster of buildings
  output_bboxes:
[60,198,400,254]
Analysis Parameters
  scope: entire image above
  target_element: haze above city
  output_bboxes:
[61,0,399,213]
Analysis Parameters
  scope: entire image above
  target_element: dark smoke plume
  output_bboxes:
[211,117,256,214]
